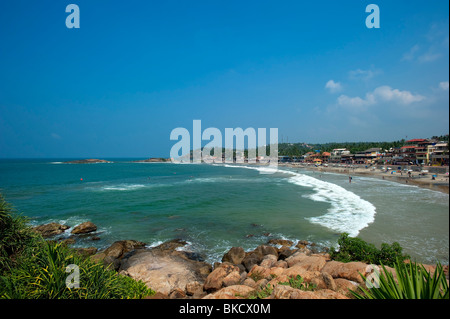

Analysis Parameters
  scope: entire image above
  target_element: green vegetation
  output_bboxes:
[279,275,317,291]
[0,194,154,299]
[352,259,449,299]
[248,283,273,299]
[277,140,406,157]
[329,233,409,267]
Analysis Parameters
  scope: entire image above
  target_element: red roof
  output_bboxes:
[406,139,427,143]
[401,145,417,149]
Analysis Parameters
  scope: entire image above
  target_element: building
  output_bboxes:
[430,143,449,166]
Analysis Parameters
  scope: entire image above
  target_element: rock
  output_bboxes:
[268,267,286,278]
[202,285,255,299]
[282,265,322,283]
[222,271,242,287]
[274,260,288,269]
[255,279,269,290]
[222,247,245,265]
[285,252,309,267]
[260,255,278,268]
[71,222,97,235]
[267,239,294,247]
[144,292,169,299]
[272,284,320,299]
[278,247,295,260]
[64,159,111,164]
[74,247,98,257]
[322,272,337,291]
[169,288,187,299]
[152,238,187,252]
[120,247,211,295]
[60,238,76,246]
[186,281,203,296]
[242,278,257,288]
[91,236,101,241]
[255,245,278,258]
[204,263,240,292]
[91,240,146,269]
[314,289,349,299]
[248,265,271,281]
[334,278,360,297]
[242,252,262,272]
[321,261,370,284]
[33,222,69,238]
[272,285,348,299]
[297,240,309,246]
[288,255,328,272]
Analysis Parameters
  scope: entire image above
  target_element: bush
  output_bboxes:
[0,194,154,299]
[0,194,41,272]
[278,275,316,291]
[352,259,449,299]
[329,233,409,267]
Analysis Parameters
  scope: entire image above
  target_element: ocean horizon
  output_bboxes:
[0,158,448,265]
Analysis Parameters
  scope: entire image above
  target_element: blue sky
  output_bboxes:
[0,0,448,158]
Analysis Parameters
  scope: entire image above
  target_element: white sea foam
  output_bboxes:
[222,165,376,237]
[288,173,376,237]
[100,184,146,191]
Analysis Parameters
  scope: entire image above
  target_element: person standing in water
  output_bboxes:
[349,176,352,183]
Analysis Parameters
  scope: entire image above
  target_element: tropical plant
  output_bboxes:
[329,233,409,267]
[0,194,154,299]
[278,275,317,291]
[352,259,449,299]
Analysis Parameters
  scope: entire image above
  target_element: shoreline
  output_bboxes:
[278,163,449,195]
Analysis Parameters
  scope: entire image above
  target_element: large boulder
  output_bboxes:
[321,261,370,284]
[71,221,97,235]
[204,263,241,292]
[242,252,263,272]
[288,255,328,272]
[222,247,245,265]
[33,222,69,237]
[91,239,146,270]
[202,285,255,299]
[267,239,294,247]
[119,242,212,295]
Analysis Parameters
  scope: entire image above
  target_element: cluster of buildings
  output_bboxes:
[279,138,449,166]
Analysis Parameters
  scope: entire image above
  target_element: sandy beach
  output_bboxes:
[280,163,449,194]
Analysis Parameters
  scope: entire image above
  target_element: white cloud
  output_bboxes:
[402,44,420,61]
[338,85,425,110]
[418,51,442,63]
[325,80,342,93]
[372,86,426,104]
[348,68,381,81]
[439,81,449,91]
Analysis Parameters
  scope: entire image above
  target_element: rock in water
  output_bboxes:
[71,221,97,234]
[221,247,245,265]
[33,222,69,237]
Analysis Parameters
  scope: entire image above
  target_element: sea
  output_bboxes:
[0,159,448,265]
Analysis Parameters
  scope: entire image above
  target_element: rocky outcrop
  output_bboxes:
[64,159,111,164]
[118,240,212,295]
[33,222,69,237]
[76,236,446,299]
[132,158,169,163]
[203,263,241,292]
[222,247,245,265]
[71,221,97,235]
[91,240,146,270]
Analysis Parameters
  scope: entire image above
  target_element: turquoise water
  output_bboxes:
[0,159,448,264]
